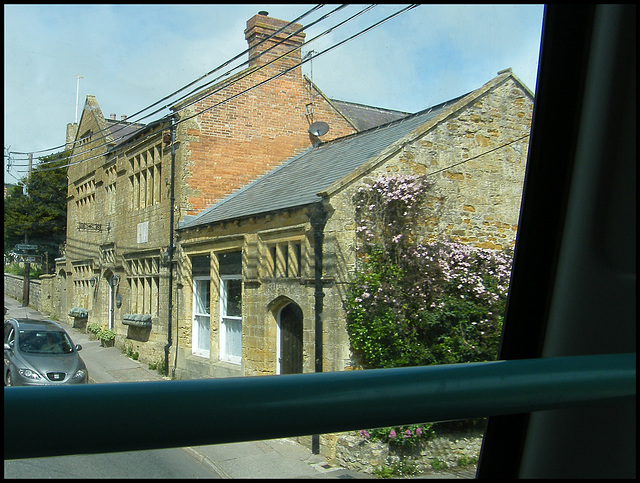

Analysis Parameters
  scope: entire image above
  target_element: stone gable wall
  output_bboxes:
[324,78,533,314]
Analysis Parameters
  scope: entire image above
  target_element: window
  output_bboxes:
[266,241,302,278]
[192,276,211,358]
[220,276,242,363]
[218,251,242,364]
[126,256,160,317]
[75,177,96,210]
[72,262,96,310]
[128,143,162,210]
[104,164,117,215]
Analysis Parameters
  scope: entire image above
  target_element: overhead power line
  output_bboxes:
[17,5,421,173]
[31,4,368,168]
[8,4,330,159]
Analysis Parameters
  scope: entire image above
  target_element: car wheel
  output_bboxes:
[6,370,12,386]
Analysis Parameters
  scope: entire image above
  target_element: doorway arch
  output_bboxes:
[277,302,303,375]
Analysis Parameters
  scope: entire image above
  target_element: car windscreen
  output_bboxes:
[18,330,74,354]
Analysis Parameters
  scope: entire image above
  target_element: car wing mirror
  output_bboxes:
[75,344,82,351]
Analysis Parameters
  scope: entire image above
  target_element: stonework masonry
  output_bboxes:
[31,10,533,463]
[167,72,532,461]
[54,13,359,367]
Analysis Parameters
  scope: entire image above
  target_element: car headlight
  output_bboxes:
[18,368,43,380]
[72,369,87,380]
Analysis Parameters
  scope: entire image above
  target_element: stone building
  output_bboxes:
[55,13,408,366]
[48,9,533,459]
[172,69,533,458]
[173,69,533,380]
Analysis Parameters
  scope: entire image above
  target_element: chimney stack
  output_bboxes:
[244,12,305,69]
[110,113,116,120]
[121,115,127,121]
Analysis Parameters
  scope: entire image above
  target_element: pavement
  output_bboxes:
[3,295,370,479]
[5,295,476,479]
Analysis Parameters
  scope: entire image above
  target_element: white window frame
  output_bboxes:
[192,275,211,358]
[219,275,242,364]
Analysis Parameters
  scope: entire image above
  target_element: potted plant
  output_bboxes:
[96,327,116,347]
[86,323,101,341]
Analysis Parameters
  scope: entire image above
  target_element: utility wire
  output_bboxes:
[18,4,355,169]
[426,134,531,178]
[10,4,329,159]
[29,5,414,172]
[24,5,363,171]
[178,5,417,125]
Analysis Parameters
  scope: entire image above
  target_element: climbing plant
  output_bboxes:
[346,174,512,368]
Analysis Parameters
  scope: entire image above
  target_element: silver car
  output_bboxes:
[4,318,88,386]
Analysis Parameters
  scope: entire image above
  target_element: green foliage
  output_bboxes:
[373,460,419,478]
[148,358,165,375]
[457,456,477,467]
[122,342,139,360]
[86,323,101,335]
[430,458,449,470]
[360,423,435,450]
[362,423,434,478]
[4,151,69,271]
[96,327,116,342]
[346,175,512,369]
[4,262,43,279]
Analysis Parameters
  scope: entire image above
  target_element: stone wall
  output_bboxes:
[334,429,483,476]
[56,12,359,373]
[4,273,42,310]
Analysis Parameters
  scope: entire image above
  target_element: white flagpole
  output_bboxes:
[75,75,83,124]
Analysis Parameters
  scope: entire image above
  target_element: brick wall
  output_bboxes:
[178,14,357,215]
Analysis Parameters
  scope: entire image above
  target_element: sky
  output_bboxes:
[3,4,544,185]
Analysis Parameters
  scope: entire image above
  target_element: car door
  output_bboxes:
[4,321,16,384]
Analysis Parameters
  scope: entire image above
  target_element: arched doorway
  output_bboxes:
[278,302,303,374]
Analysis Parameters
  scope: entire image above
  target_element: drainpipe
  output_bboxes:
[164,116,176,377]
[309,201,327,454]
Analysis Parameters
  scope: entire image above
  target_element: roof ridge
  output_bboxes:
[330,98,411,115]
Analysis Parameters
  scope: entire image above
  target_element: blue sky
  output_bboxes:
[3,4,544,185]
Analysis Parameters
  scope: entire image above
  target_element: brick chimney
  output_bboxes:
[244,12,305,70]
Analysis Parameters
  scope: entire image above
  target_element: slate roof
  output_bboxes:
[329,99,411,131]
[179,91,469,230]
[105,118,149,151]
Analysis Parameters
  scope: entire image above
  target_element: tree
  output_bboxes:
[4,151,69,272]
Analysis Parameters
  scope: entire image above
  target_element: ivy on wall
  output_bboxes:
[346,174,512,368]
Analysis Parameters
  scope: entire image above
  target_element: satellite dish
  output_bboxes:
[308,121,329,137]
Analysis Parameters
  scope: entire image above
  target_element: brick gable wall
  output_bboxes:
[178,14,357,215]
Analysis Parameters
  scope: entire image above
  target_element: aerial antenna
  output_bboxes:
[308,121,329,147]
[75,75,83,124]
[308,121,329,137]
[304,50,315,122]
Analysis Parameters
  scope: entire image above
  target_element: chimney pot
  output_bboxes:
[110,113,116,120]
[258,11,269,16]
[121,115,127,121]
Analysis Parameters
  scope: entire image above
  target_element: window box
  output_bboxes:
[69,307,88,318]
[122,313,152,328]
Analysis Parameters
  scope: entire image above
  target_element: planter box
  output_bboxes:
[122,313,152,328]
